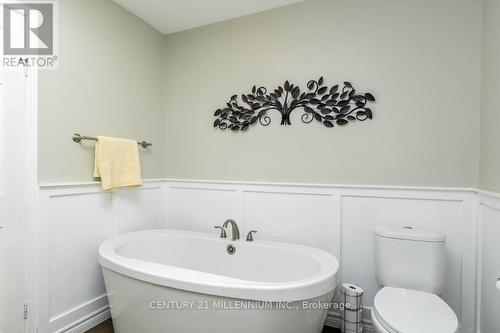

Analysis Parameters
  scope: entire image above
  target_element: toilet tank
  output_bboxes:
[373,226,446,294]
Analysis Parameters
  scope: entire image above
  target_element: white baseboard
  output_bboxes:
[325,309,374,333]
[59,307,370,333]
[55,307,110,333]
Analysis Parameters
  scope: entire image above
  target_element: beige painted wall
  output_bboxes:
[480,0,500,192]
[38,0,164,183]
[162,0,481,187]
[38,0,484,187]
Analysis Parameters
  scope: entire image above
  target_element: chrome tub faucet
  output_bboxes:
[214,225,227,238]
[246,230,258,241]
[222,219,240,241]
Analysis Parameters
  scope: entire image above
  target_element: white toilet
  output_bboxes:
[371,226,459,333]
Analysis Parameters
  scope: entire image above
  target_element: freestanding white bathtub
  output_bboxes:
[98,229,339,333]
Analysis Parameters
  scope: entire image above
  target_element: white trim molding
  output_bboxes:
[53,307,110,333]
[325,307,374,333]
[33,178,500,333]
[24,67,38,333]
[475,190,500,333]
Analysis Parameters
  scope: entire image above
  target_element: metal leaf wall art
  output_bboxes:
[213,77,375,131]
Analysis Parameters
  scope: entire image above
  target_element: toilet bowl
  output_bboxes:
[371,287,458,333]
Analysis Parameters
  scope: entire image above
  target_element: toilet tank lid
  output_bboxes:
[374,226,446,242]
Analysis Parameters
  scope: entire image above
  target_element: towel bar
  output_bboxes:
[72,133,152,148]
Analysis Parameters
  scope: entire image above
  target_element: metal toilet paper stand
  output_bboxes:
[341,283,364,333]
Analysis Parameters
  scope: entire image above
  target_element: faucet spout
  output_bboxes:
[222,219,240,241]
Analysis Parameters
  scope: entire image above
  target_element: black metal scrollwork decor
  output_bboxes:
[213,77,375,131]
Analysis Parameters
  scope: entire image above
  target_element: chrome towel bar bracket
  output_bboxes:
[72,133,152,148]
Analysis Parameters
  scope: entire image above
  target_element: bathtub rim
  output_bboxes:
[98,229,339,302]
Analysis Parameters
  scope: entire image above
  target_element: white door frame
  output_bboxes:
[0,5,39,330]
[23,66,38,333]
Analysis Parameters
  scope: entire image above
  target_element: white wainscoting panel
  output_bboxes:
[243,188,340,255]
[162,181,477,333]
[164,182,241,233]
[35,180,482,333]
[49,192,110,320]
[477,192,500,333]
[36,182,163,333]
[113,187,162,234]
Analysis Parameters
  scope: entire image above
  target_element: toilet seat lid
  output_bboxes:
[373,287,458,333]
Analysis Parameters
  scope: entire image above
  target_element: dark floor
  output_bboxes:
[86,319,113,333]
[86,319,341,333]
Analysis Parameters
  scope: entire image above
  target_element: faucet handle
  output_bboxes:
[214,226,227,238]
[246,230,258,241]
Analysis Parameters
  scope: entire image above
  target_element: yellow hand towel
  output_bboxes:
[93,136,143,191]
